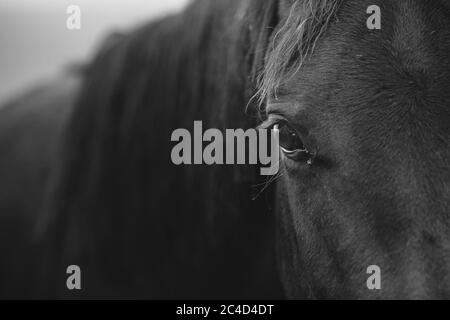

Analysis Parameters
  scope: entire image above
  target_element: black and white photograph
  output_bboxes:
[0,0,449,304]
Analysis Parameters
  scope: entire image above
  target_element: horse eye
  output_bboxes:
[274,122,304,152]
[273,122,310,162]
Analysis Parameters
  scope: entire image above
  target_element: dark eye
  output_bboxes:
[273,122,312,163]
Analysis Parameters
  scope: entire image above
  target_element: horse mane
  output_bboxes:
[40,0,341,298]
[257,0,342,104]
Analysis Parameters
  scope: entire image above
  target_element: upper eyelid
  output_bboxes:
[266,102,292,114]
[266,101,302,122]
[257,114,287,130]
[260,111,311,140]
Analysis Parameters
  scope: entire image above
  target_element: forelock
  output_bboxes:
[257,0,343,106]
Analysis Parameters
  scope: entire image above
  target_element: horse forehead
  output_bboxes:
[390,0,450,71]
[334,0,450,55]
[305,0,450,97]
[273,0,450,110]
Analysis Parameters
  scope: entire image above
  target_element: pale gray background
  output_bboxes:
[0,0,189,105]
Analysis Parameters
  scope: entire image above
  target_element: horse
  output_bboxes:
[0,0,449,299]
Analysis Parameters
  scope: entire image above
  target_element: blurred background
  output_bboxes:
[0,0,189,105]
